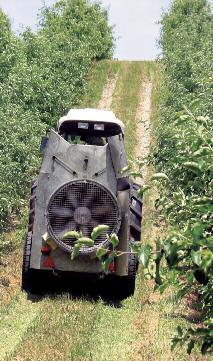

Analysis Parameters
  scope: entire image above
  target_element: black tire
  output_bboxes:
[130,182,143,242]
[21,180,37,292]
[121,253,137,298]
[108,253,137,300]
[130,182,143,271]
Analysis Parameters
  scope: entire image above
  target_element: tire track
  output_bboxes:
[0,293,41,360]
[98,73,118,110]
[134,80,153,184]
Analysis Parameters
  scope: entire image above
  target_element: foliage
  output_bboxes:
[145,0,213,354]
[0,0,114,232]
[0,10,20,83]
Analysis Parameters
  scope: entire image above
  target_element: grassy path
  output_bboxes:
[0,61,209,361]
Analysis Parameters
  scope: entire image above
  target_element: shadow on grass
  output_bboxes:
[164,290,204,324]
[26,271,131,307]
[167,306,205,324]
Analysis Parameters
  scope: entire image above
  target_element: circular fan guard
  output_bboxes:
[47,180,120,254]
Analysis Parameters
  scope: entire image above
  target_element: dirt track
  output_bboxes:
[98,74,118,109]
[135,81,152,183]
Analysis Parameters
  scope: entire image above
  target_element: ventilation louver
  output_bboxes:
[47,180,120,254]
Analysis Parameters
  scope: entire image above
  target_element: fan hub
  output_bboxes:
[74,207,91,225]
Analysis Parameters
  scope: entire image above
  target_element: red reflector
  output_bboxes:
[109,261,115,273]
[41,246,51,256]
[43,256,55,268]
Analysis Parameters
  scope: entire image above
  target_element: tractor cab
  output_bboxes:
[57,108,125,143]
[56,109,129,186]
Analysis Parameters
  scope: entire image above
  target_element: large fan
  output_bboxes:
[47,180,120,254]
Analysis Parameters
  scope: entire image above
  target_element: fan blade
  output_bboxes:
[92,205,113,218]
[90,219,99,229]
[52,207,73,218]
[83,192,96,208]
[66,190,78,208]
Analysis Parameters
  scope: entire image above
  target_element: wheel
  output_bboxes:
[21,180,37,292]
[130,182,143,271]
[120,253,137,298]
[108,253,137,299]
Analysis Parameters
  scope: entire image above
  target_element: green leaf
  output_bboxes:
[182,161,202,175]
[129,171,142,178]
[102,253,116,273]
[139,245,151,268]
[131,241,142,254]
[191,222,205,240]
[120,165,130,174]
[75,237,94,246]
[154,283,167,293]
[109,233,119,247]
[191,250,202,266]
[96,247,108,260]
[71,244,81,260]
[200,250,213,272]
[193,147,210,157]
[137,185,151,198]
[62,230,80,240]
[187,340,195,354]
[165,243,179,266]
[150,173,169,181]
[193,197,213,206]
[91,225,109,241]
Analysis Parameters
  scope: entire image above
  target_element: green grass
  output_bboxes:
[9,296,138,361]
[111,62,146,158]
[80,60,120,109]
[0,293,41,360]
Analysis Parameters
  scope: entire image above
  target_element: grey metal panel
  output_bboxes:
[108,135,129,178]
[48,249,102,273]
[30,129,119,270]
[30,173,48,268]
[115,190,130,276]
[106,146,117,195]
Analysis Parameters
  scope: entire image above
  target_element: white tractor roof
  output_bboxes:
[58,108,125,133]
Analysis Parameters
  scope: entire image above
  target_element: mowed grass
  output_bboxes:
[80,60,120,109]
[9,296,139,361]
[0,293,41,360]
[111,61,153,158]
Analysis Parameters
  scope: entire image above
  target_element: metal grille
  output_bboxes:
[47,180,120,254]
